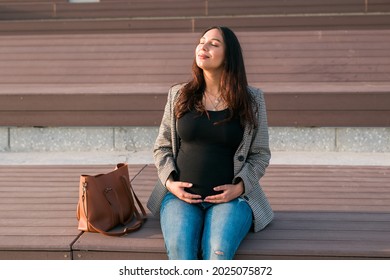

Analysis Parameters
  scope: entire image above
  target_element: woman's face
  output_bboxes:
[195,28,226,73]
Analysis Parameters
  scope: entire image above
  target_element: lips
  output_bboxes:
[197,53,210,59]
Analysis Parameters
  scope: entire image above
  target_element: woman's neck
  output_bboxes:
[203,70,222,96]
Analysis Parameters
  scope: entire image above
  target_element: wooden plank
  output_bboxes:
[0,198,79,204]
[0,94,167,111]
[0,227,79,236]
[0,18,194,35]
[0,250,72,260]
[1,48,390,61]
[265,211,390,222]
[238,239,390,259]
[0,111,164,126]
[0,1,206,20]
[0,164,147,260]
[194,15,390,32]
[0,30,389,127]
[0,0,55,2]
[267,110,390,127]
[3,0,381,23]
[56,1,205,18]
[16,88,390,111]
[3,0,385,24]
[2,36,389,51]
[208,0,366,15]
[262,219,390,232]
[0,76,388,128]
[5,73,389,84]
[1,14,390,35]
[73,250,167,260]
[72,164,390,259]
[3,60,390,78]
[1,164,389,260]
[368,0,390,12]
[0,235,77,251]
[0,3,54,20]
[0,211,76,219]
[1,103,389,127]
[1,29,390,48]
[4,61,390,75]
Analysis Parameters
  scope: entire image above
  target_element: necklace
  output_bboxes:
[204,91,223,111]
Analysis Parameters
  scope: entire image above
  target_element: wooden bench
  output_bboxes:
[1,0,389,261]
[0,29,389,127]
[1,164,389,260]
[1,0,390,34]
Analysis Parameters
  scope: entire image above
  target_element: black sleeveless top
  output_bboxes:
[176,109,244,198]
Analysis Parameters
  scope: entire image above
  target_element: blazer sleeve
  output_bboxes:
[235,88,271,194]
[153,86,179,186]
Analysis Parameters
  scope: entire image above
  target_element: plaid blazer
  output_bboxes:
[147,84,274,232]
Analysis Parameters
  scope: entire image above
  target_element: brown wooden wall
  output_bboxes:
[1,0,390,34]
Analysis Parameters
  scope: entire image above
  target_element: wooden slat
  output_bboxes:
[0,28,387,52]
[0,29,389,127]
[268,111,390,127]
[56,1,205,19]
[1,83,389,126]
[1,0,390,34]
[208,0,367,15]
[0,164,146,260]
[0,111,164,126]
[1,163,389,259]
[1,48,390,61]
[369,0,390,12]
[2,61,390,78]
[193,14,390,32]
[0,0,382,21]
[0,0,377,22]
[0,3,54,20]
[0,15,390,36]
[71,164,390,259]
[0,101,389,127]
[0,1,206,20]
[0,250,72,260]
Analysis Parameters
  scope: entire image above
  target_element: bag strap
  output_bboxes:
[120,175,147,223]
[82,175,147,237]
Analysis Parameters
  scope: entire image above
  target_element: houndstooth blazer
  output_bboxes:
[147,83,274,232]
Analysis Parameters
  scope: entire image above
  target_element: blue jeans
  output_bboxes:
[160,192,253,260]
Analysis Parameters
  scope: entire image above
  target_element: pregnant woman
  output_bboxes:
[147,26,273,260]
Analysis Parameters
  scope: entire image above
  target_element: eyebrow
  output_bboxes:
[200,37,223,43]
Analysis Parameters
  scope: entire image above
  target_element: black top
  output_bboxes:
[176,109,244,198]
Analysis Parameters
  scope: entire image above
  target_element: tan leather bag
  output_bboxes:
[77,163,147,236]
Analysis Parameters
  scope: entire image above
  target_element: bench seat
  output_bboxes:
[1,164,389,260]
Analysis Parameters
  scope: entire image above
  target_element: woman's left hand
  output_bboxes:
[203,181,244,203]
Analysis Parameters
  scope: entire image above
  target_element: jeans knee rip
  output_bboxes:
[214,250,224,256]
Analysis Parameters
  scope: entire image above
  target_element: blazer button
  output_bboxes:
[237,155,245,162]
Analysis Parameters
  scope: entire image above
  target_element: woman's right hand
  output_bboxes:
[165,177,202,204]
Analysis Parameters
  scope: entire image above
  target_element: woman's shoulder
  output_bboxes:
[247,85,265,103]
[247,85,263,95]
[169,82,187,97]
[165,83,187,106]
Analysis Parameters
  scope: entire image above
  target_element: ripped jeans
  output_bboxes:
[160,192,253,260]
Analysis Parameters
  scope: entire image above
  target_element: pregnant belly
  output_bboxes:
[176,146,234,199]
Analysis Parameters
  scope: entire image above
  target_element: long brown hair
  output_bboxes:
[174,26,257,127]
